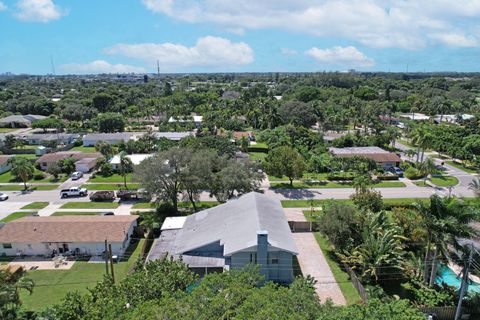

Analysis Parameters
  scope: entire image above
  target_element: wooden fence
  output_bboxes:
[419,306,480,320]
[342,263,369,302]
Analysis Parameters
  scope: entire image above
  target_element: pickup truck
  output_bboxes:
[60,187,87,198]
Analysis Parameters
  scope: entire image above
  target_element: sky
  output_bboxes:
[1,0,480,74]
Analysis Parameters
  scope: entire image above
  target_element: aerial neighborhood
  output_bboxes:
[1,1,480,318]
[0,72,478,319]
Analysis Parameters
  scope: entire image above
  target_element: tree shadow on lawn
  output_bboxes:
[271,188,320,199]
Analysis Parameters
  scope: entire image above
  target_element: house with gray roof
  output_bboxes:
[0,114,46,128]
[147,192,298,283]
[82,131,193,146]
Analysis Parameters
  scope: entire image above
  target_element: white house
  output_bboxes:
[82,132,138,147]
[168,115,203,127]
[0,216,138,257]
[109,153,153,170]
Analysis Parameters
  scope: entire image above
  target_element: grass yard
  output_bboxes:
[13,154,38,160]
[51,211,103,216]
[60,202,120,209]
[20,239,144,311]
[445,161,478,174]
[1,212,38,222]
[313,233,361,305]
[281,198,429,208]
[82,183,140,191]
[430,175,459,187]
[248,152,267,162]
[0,184,59,191]
[21,202,49,210]
[0,127,16,133]
[131,201,220,210]
[89,173,134,183]
[267,173,330,182]
[270,181,405,189]
[413,181,429,187]
[70,146,97,153]
[0,169,66,183]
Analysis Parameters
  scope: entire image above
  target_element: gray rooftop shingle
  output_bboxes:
[173,192,298,256]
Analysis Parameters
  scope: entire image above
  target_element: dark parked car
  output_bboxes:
[389,167,404,177]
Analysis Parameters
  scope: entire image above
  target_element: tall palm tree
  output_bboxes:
[7,157,34,191]
[469,177,480,198]
[118,152,133,189]
[419,158,436,184]
[414,195,478,286]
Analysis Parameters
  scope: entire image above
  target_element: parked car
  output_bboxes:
[101,211,114,216]
[389,167,404,177]
[60,187,87,198]
[71,172,83,180]
[90,191,115,202]
[0,193,8,201]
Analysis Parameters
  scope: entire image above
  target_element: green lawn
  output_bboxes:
[13,145,37,149]
[445,161,478,174]
[70,146,97,153]
[21,202,49,210]
[0,127,16,132]
[281,198,429,208]
[60,202,120,209]
[313,233,361,305]
[0,170,66,183]
[413,181,429,187]
[51,211,103,216]
[1,212,37,222]
[0,184,59,191]
[268,173,330,182]
[270,181,405,189]
[131,201,220,210]
[89,173,134,183]
[82,183,140,191]
[248,152,267,162]
[20,239,144,311]
[430,175,459,187]
[13,154,38,160]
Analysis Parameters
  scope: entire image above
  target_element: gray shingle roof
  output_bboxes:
[173,192,298,256]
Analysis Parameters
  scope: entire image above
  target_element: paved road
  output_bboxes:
[293,233,346,305]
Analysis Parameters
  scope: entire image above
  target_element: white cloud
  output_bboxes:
[0,2,7,11]
[305,46,374,68]
[141,0,480,49]
[60,60,147,74]
[103,36,254,69]
[429,32,479,47]
[15,0,65,22]
[281,48,298,56]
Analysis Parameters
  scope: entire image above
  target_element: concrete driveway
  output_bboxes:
[293,233,346,305]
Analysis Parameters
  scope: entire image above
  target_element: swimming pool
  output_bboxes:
[435,265,480,293]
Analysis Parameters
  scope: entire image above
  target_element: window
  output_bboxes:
[249,253,257,264]
[2,243,12,249]
[27,244,32,249]
[271,257,279,265]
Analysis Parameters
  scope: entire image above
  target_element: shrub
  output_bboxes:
[33,173,45,180]
[404,167,423,180]
[327,171,355,181]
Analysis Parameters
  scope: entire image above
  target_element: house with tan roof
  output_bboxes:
[329,146,401,170]
[0,216,138,257]
[35,151,102,172]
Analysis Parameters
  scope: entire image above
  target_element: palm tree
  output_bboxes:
[341,211,405,282]
[414,195,478,286]
[118,152,133,189]
[468,178,480,198]
[419,158,436,184]
[0,274,34,319]
[8,157,34,191]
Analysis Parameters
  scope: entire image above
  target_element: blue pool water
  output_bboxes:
[435,265,480,293]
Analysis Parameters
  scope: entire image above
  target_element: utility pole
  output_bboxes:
[454,244,474,320]
[109,244,115,284]
[104,240,109,275]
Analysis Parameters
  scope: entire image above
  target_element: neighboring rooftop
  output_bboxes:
[153,132,193,140]
[110,153,153,166]
[0,155,13,166]
[0,216,138,243]
[0,114,46,126]
[36,151,101,164]
[329,147,401,163]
